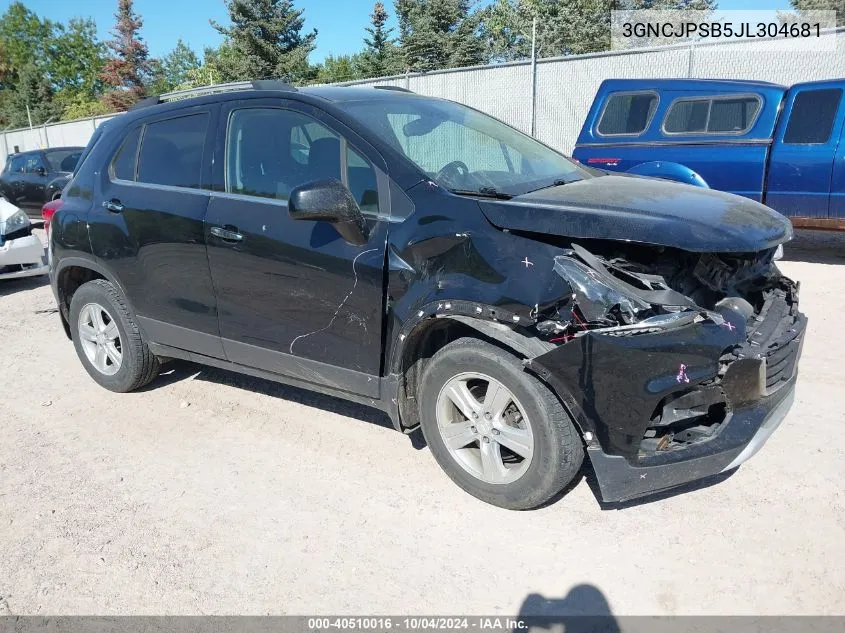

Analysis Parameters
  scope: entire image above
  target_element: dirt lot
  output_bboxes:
[1,229,843,616]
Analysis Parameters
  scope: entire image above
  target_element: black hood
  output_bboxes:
[479,175,792,253]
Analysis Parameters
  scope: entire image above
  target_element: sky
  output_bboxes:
[0,0,797,64]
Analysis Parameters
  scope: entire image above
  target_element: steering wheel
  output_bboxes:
[435,160,470,186]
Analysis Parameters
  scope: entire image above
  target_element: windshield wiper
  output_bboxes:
[526,178,573,194]
[449,186,513,200]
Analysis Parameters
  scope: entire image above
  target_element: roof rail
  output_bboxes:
[128,79,299,111]
[373,85,413,93]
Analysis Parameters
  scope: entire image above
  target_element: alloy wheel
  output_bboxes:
[77,302,123,376]
[435,372,535,485]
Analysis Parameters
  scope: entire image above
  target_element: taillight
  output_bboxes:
[41,198,63,230]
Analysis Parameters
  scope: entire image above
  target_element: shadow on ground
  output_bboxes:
[0,274,49,297]
[152,360,398,433]
[783,229,845,264]
[516,585,620,632]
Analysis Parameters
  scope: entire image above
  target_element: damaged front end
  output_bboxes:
[520,241,806,502]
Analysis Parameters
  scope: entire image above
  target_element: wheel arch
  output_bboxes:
[53,256,138,339]
[390,308,557,432]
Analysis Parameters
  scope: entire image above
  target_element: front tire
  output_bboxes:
[418,337,584,510]
[69,279,160,392]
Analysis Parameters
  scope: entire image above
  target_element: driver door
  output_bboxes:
[205,99,390,397]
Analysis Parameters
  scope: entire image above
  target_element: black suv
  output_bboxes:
[1,147,83,215]
[50,81,806,509]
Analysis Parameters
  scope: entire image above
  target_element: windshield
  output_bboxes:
[344,97,589,196]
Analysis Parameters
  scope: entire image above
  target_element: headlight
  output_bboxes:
[0,209,30,237]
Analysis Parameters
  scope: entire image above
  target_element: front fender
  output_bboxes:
[626,161,709,188]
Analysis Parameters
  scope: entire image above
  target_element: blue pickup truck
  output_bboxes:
[573,78,845,230]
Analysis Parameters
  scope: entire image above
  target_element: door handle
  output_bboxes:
[102,199,124,213]
[210,226,244,242]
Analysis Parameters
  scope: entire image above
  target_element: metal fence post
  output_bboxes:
[687,41,696,77]
[530,17,538,137]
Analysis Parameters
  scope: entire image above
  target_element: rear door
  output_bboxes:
[766,82,845,218]
[88,105,223,358]
[204,98,390,396]
[1,155,26,203]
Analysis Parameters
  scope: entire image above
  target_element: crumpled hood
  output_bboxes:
[479,174,792,253]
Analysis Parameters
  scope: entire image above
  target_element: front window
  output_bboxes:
[344,97,588,196]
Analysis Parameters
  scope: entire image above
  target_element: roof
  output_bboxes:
[8,145,84,156]
[600,78,786,91]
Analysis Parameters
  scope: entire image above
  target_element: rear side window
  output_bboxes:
[136,113,208,188]
[783,88,842,144]
[110,127,141,181]
[597,92,658,136]
[664,96,761,134]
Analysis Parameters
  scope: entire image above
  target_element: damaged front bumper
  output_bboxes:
[527,284,806,503]
[0,233,48,280]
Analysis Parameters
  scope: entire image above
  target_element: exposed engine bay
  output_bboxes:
[533,240,786,343]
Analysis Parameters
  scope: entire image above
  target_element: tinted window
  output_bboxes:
[137,114,208,188]
[346,146,379,214]
[44,149,82,172]
[227,108,348,202]
[664,100,709,133]
[597,93,658,136]
[110,127,141,181]
[784,88,842,144]
[664,96,761,134]
[24,155,45,173]
[7,156,25,173]
[709,97,761,133]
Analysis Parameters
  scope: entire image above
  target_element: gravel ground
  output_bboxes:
[0,230,843,616]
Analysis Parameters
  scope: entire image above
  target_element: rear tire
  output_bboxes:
[418,337,584,510]
[69,279,160,392]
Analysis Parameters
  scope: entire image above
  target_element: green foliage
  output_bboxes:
[147,40,202,93]
[789,0,845,25]
[0,2,53,79]
[395,0,486,72]
[0,63,62,127]
[50,18,106,97]
[314,53,365,84]
[55,91,111,120]
[211,0,317,82]
[359,2,401,78]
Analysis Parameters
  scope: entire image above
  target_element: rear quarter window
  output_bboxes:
[597,92,658,136]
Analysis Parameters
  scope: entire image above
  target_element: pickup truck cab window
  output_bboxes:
[663,95,762,135]
[597,91,658,136]
[783,88,842,144]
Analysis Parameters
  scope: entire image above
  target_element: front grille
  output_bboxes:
[745,285,805,393]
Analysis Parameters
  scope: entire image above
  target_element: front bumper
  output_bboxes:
[529,283,806,503]
[585,381,795,502]
[0,233,48,280]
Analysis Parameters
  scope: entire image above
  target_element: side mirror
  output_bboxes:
[288,178,369,246]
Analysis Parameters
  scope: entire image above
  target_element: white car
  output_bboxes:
[0,197,48,281]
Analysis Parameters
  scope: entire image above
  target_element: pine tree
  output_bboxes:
[360,2,398,78]
[100,0,150,111]
[211,0,317,82]
[395,0,486,72]
[789,0,845,25]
